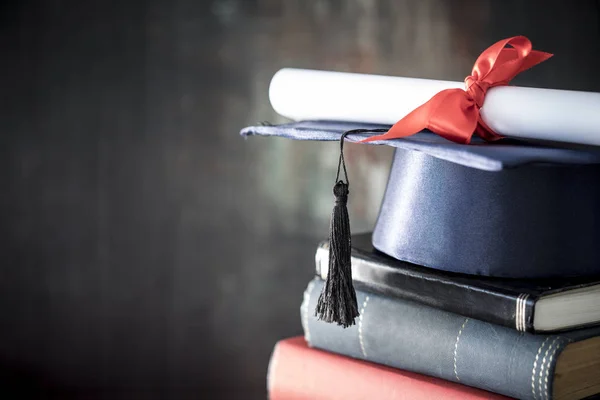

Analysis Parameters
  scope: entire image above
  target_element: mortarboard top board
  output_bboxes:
[242,120,600,171]
[241,120,600,279]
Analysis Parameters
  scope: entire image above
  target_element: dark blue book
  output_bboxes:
[302,278,600,400]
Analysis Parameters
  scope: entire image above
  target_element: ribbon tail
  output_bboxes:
[361,89,477,144]
[360,95,438,143]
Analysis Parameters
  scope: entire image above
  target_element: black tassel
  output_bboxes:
[315,131,359,328]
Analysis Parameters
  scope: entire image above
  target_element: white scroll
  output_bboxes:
[269,68,600,146]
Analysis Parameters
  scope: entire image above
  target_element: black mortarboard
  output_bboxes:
[241,36,600,328]
[242,120,600,326]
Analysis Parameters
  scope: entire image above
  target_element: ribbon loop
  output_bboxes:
[361,36,553,145]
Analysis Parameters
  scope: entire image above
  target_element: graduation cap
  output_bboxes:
[240,37,600,328]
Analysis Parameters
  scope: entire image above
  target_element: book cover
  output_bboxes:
[268,337,510,400]
[316,233,600,332]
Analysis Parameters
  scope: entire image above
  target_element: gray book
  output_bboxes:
[302,278,600,400]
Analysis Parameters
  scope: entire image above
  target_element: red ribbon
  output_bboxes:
[361,36,553,144]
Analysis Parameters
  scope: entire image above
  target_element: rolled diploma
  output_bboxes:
[269,68,600,146]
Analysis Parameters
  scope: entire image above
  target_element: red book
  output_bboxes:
[268,337,512,400]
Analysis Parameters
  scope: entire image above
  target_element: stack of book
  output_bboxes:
[267,234,600,400]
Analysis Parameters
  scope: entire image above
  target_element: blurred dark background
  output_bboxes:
[1,0,600,398]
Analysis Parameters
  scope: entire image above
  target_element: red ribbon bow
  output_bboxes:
[361,36,553,144]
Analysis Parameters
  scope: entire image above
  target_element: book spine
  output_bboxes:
[315,243,537,332]
[268,337,511,400]
[302,278,571,400]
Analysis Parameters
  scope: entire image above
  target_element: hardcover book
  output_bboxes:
[315,234,600,333]
[268,337,510,400]
[302,278,600,400]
